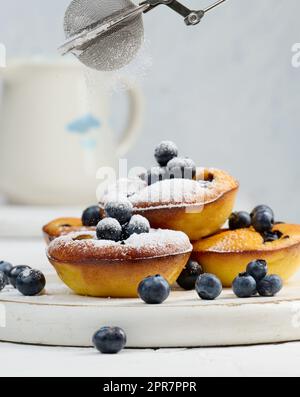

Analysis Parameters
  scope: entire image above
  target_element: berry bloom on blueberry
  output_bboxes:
[195,273,222,300]
[232,273,257,298]
[16,269,46,296]
[246,260,268,281]
[92,326,127,354]
[9,265,31,288]
[257,275,283,297]
[138,275,170,304]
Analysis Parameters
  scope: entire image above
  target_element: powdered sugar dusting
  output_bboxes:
[101,178,147,204]
[48,229,192,262]
[99,169,238,210]
[21,268,33,278]
[130,178,215,206]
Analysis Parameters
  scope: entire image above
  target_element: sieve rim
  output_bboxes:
[58,2,149,56]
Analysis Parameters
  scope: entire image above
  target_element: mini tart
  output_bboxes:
[43,218,95,244]
[193,224,300,287]
[47,229,192,298]
[100,169,239,241]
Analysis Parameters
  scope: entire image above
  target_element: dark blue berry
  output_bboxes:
[16,269,46,296]
[246,260,268,281]
[251,205,274,220]
[104,200,133,225]
[252,211,274,233]
[0,261,13,285]
[177,259,203,291]
[96,218,122,242]
[0,272,6,291]
[143,167,168,185]
[232,272,257,298]
[9,265,31,288]
[195,273,222,300]
[257,275,283,297]
[167,157,196,179]
[138,275,170,304]
[82,206,102,227]
[125,215,150,237]
[154,141,178,167]
[92,326,127,354]
[262,230,283,243]
[229,211,251,230]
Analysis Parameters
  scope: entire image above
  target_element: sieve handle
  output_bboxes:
[116,78,144,158]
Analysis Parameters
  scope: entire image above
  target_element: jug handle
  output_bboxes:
[115,78,144,158]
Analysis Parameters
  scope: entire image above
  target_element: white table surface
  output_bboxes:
[1,233,300,377]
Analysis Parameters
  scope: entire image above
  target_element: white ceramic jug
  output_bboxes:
[0,60,143,205]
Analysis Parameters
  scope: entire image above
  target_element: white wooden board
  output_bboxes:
[1,275,300,348]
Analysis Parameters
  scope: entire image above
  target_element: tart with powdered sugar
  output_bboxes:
[100,168,239,241]
[47,229,192,298]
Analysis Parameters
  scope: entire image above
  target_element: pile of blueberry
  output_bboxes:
[91,259,283,354]
[82,201,150,242]
[229,204,284,243]
[138,260,223,304]
[141,140,197,185]
[0,261,46,296]
[233,260,283,298]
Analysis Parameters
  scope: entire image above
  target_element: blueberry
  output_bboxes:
[232,272,257,298]
[125,215,150,237]
[0,261,13,285]
[92,326,127,354]
[252,210,274,233]
[195,273,222,300]
[104,199,133,225]
[262,230,283,243]
[251,205,274,220]
[177,259,203,291]
[167,157,196,179]
[96,218,122,242]
[16,269,46,296]
[229,211,251,230]
[257,275,283,297]
[246,260,268,281]
[154,141,178,167]
[0,272,6,292]
[9,265,31,288]
[143,167,168,185]
[82,205,102,227]
[138,275,170,304]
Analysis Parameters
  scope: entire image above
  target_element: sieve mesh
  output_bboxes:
[64,0,145,71]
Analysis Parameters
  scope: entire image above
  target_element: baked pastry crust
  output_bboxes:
[100,169,239,240]
[47,229,192,298]
[43,217,95,244]
[193,224,300,286]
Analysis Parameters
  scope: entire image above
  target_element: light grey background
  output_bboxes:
[0,0,299,220]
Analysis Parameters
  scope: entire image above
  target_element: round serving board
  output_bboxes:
[1,274,300,348]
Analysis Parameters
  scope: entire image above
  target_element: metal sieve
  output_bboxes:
[59,0,228,71]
